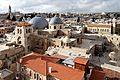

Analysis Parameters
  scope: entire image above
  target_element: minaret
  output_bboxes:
[9,5,11,13]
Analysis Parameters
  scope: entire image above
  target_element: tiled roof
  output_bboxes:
[18,52,85,80]
[48,62,85,80]
[74,57,88,65]
[16,22,32,27]
[88,24,112,27]
[18,53,47,75]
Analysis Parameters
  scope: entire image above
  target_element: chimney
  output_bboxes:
[86,68,93,80]
[19,58,22,63]
[49,67,52,73]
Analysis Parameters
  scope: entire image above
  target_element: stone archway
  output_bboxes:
[17,36,21,44]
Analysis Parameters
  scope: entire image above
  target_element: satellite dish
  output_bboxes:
[109,52,116,61]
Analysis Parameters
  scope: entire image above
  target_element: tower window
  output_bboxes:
[26,29,27,33]
[20,29,22,34]
[28,29,31,33]
[5,54,7,58]
[54,26,56,29]
[17,29,19,34]
[60,26,62,29]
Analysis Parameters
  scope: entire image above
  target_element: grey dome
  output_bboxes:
[29,16,48,29]
[49,16,63,25]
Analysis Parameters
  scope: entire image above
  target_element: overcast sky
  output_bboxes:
[0,0,120,13]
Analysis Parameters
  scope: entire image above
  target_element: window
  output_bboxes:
[37,74,39,80]
[21,67,24,71]
[18,41,21,44]
[26,29,28,33]
[77,38,79,43]
[20,29,22,34]
[60,26,62,29]
[5,54,7,58]
[30,71,32,76]
[98,29,99,32]
[17,29,19,34]
[34,73,36,79]
[105,29,106,32]
[28,29,31,33]
[107,29,109,32]
[54,26,56,29]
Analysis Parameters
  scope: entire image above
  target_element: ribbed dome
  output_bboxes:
[29,16,48,29]
[62,36,71,43]
[49,15,63,25]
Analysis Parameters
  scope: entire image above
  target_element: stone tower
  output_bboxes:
[112,18,117,34]
[15,22,33,53]
[9,5,11,13]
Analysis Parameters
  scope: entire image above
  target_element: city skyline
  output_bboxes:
[0,0,120,13]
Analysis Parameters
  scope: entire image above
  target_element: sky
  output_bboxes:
[0,0,120,13]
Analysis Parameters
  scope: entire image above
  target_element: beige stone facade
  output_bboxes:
[87,23,112,34]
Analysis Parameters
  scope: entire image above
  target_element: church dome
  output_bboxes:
[29,16,48,29]
[49,15,63,25]
[62,36,71,43]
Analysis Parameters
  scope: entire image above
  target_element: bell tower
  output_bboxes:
[15,22,33,53]
[9,5,11,14]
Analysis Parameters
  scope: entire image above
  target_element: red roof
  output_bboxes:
[90,69,105,80]
[88,24,112,27]
[16,22,32,27]
[74,57,88,65]
[51,54,68,59]
[18,52,85,80]
[48,62,85,80]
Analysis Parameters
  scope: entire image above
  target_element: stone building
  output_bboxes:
[16,52,105,80]
[86,18,120,35]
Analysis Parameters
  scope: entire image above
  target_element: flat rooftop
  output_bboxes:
[46,46,90,58]
[0,43,9,51]
[0,69,13,78]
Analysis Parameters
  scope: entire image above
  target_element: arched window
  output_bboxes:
[20,29,22,34]
[30,71,32,76]
[60,26,62,29]
[17,29,19,34]
[17,37,21,44]
[26,29,28,33]
[54,26,56,29]
[34,73,36,79]
[28,29,31,33]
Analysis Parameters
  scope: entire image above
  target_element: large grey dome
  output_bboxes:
[29,16,48,29]
[49,16,63,25]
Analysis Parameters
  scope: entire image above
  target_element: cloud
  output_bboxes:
[0,0,120,13]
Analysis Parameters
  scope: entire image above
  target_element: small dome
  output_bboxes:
[29,16,48,29]
[49,15,63,25]
[62,36,71,43]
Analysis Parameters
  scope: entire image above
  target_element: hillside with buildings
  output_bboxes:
[0,5,120,80]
